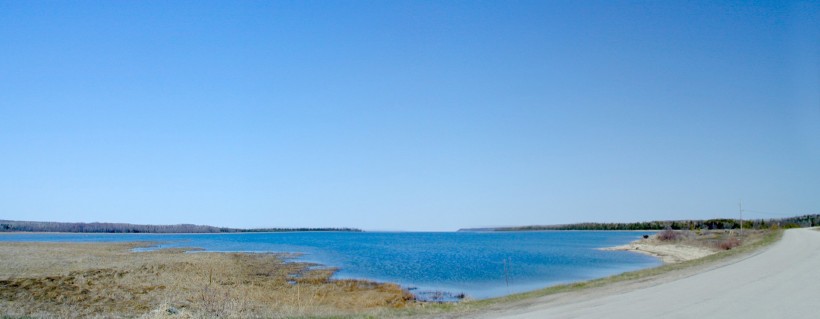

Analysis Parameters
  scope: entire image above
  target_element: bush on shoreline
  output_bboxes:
[657,228,682,241]
[718,237,741,250]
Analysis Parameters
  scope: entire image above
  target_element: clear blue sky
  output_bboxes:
[1,1,818,231]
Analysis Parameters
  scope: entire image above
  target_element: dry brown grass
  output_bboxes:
[0,242,414,318]
[656,228,682,241]
[650,229,772,251]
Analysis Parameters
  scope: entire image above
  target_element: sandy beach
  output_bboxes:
[599,234,717,263]
[469,228,819,318]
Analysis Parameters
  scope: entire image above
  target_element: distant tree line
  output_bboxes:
[0,220,362,233]
[461,214,820,232]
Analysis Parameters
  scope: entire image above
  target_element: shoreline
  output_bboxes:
[1,230,783,318]
[0,231,673,302]
[0,241,413,318]
[459,228,806,319]
[599,237,717,264]
[430,229,783,319]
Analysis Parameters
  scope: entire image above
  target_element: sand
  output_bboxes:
[599,237,716,263]
[471,228,820,318]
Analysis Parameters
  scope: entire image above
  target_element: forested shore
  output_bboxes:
[0,220,361,233]
[460,214,820,231]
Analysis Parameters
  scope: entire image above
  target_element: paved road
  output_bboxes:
[486,228,820,319]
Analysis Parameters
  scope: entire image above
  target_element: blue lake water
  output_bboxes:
[0,231,660,299]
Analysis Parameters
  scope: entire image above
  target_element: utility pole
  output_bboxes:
[739,200,743,235]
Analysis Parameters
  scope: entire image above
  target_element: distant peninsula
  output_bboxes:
[459,214,820,232]
[0,220,362,233]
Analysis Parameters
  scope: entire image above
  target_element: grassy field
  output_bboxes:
[0,229,783,318]
[0,242,412,318]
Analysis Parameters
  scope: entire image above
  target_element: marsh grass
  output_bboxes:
[0,242,413,318]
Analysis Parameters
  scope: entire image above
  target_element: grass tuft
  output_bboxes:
[718,237,741,250]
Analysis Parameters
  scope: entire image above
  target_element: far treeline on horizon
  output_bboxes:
[0,220,361,233]
[461,214,820,232]
[2,215,819,234]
